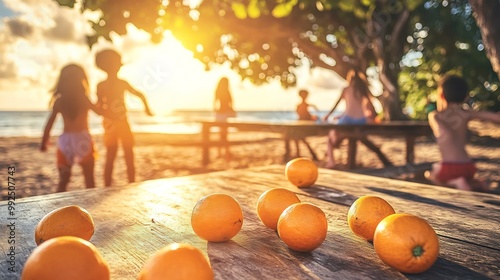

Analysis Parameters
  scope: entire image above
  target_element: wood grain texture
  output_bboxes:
[1,165,499,279]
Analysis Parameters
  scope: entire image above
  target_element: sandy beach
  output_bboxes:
[1,120,499,200]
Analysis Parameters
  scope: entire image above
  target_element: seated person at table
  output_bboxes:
[425,75,500,192]
[292,89,319,159]
[296,89,319,121]
[322,69,377,168]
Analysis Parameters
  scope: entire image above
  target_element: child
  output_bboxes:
[95,49,153,186]
[41,64,101,192]
[426,74,500,191]
[213,77,236,159]
[296,89,319,121]
[322,70,377,168]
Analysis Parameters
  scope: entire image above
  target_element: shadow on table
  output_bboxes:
[300,184,358,207]
[366,186,467,211]
[407,257,492,280]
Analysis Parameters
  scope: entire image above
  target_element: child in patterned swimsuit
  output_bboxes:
[41,64,101,192]
[426,75,500,191]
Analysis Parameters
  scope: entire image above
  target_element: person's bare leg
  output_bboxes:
[447,177,472,191]
[57,165,71,192]
[104,145,118,187]
[123,145,136,184]
[325,130,336,168]
[425,163,442,185]
[470,179,490,192]
[81,158,95,189]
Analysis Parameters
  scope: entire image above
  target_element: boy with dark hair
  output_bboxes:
[426,74,500,191]
[95,49,153,186]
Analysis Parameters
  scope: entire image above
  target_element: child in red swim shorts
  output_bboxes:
[426,75,500,191]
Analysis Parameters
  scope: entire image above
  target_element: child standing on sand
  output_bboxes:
[296,89,319,121]
[322,69,377,168]
[41,64,101,192]
[95,49,153,187]
[426,75,500,191]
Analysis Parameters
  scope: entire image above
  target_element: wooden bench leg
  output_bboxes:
[301,139,318,161]
[359,137,393,167]
[347,138,357,169]
[406,136,416,164]
[284,137,291,162]
[201,124,210,166]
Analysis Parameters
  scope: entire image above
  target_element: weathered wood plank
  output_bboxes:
[0,165,498,279]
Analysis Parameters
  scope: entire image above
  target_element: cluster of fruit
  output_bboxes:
[21,205,214,280]
[283,157,440,274]
[21,157,439,279]
[191,157,327,253]
[347,195,440,274]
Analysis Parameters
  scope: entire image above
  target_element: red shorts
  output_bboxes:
[437,162,477,182]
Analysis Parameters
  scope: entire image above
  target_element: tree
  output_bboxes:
[399,0,499,118]
[58,0,500,119]
[469,0,500,81]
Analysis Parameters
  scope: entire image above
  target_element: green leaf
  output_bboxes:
[232,3,248,19]
[360,0,373,7]
[56,0,76,8]
[247,0,261,19]
[272,0,297,18]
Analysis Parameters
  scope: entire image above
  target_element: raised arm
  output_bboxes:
[470,110,500,123]
[126,82,153,116]
[40,102,60,151]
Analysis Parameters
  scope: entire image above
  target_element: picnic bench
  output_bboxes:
[1,165,498,279]
[200,119,433,168]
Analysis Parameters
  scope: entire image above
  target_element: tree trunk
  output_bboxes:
[469,0,500,81]
[367,4,410,120]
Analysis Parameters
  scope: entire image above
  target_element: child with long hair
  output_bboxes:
[213,77,236,159]
[322,69,377,168]
[41,64,101,192]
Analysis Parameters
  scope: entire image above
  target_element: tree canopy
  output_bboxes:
[57,0,499,119]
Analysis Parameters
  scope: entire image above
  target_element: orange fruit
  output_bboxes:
[285,157,318,188]
[374,213,440,274]
[277,202,328,252]
[35,205,94,245]
[138,243,214,280]
[21,236,109,280]
[347,196,395,241]
[191,193,243,242]
[257,188,301,230]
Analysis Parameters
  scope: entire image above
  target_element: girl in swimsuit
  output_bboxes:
[322,69,377,168]
[41,64,101,192]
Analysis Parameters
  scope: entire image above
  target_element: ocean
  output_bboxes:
[0,110,333,138]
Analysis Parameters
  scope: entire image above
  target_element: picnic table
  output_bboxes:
[199,119,433,168]
[1,165,498,279]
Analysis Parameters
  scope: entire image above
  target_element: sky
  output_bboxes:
[0,0,352,114]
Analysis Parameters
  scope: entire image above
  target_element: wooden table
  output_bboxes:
[199,119,433,168]
[1,165,498,279]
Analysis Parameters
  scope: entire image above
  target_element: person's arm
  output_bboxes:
[309,103,320,112]
[322,90,344,122]
[470,110,500,123]
[126,82,153,116]
[40,102,59,151]
[85,96,103,116]
[427,111,442,138]
[364,96,377,120]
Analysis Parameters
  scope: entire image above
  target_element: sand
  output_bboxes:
[1,120,499,200]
